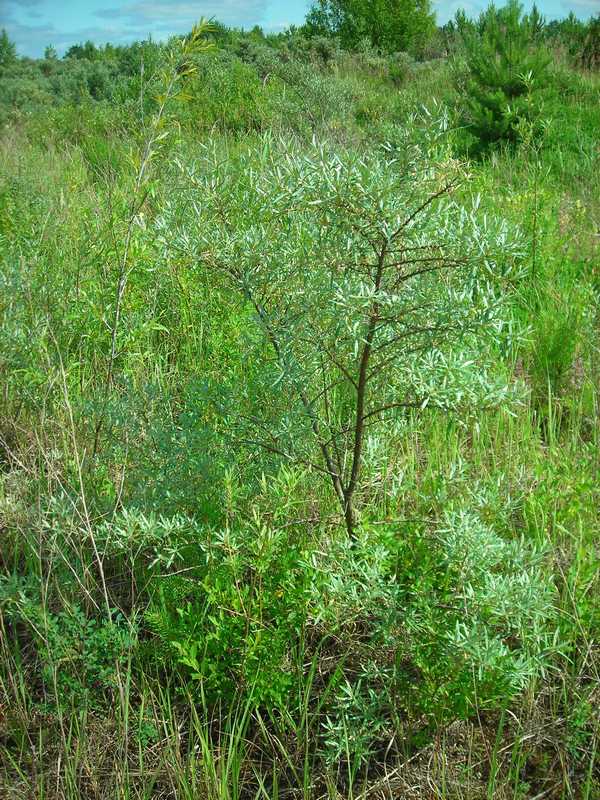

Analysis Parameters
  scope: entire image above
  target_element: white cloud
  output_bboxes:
[3,0,45,7]
[95,0,269,27]
[4,19,141,57]
[564,0,600,11]
[2,0,273,56]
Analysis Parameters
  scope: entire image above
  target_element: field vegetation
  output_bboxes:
[0,3,599,797]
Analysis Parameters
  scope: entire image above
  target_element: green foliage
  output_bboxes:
[0,14,599,798]
[313,504,557,763]
[527,293,582,414]
[581,15,600,71]
[184,52,271,133]
[65,40,102,61]
[0,29,16,69]
[456,0,551,151]
[305,0,436,55]
[546,12,587,61]
[404,510,556,717]
[145,511,313,707]
[545,12,600,70]
[388,51,416,85]
[271,57,355,134]
[164,131,521,535]
[0,576,135,707]
[128,489,557,760]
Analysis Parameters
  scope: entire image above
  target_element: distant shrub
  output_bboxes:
[276,33,342,66]
[0,55,123,122]
[308,34,341,65]
[545,12,600,69]
[388,51,415,85]
[581,15,600,71]
[0,29,17,69]
[0,75,54,120]
[185,53,270,133]
[270,58,354,133]
[304,0,436,57]
[545,12,587,63]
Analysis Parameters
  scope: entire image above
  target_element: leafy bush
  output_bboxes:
[528,296,581,415]
[270,58,354,134]
[162,130,521,536]
[145,513,314,706]
[388,51,415,86]
[1,15,598,797]
[545,12,588,63]
[186,53,271,133]
[131,495,557,762]
[317,507,557,763]
[0,29,16,69]
[0,575,135,707]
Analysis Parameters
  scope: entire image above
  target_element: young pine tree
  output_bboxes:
[0,30,17,69]
[456,1,550,151]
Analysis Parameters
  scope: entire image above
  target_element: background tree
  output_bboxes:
[304,0,436,55]
[65,40,100,60]
[0,29,17,69]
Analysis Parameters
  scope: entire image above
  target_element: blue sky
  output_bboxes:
[1,0,598,57]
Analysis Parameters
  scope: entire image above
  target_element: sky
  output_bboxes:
[1,0,598,58]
